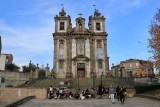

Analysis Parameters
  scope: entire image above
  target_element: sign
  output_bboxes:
[59,81,64,85]
[77,63,85,69]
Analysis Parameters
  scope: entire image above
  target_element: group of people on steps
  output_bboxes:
[48,84,127,104]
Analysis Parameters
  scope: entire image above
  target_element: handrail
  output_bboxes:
[4,96,36,107]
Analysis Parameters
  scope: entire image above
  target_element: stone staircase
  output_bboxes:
[25,77,136,89]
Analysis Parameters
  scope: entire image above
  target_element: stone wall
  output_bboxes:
[0,71,30,87]
[133,77,150,84]
[0,88,47,105]
[126,88,136,97]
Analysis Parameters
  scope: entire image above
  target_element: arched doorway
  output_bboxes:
[77,63,85,77]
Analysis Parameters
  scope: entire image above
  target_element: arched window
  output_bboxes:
[96,22,101,30]
[5,56,9,63]
[59,22,65,30]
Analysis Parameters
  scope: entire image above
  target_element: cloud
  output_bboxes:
[0,17,54,69]
[0,0,158,70]
[102,0,152,14]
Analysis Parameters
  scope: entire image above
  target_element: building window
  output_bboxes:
[59,22,65,30]
[97,40,102,48]
[59,60,64,69]
[98,60,103,69]
[5,56,9,63]
[59,40,64,49]
[96,23,101,30]
[136,63,139,66]
[130,64,132,67]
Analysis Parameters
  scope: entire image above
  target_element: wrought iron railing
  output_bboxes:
[4,96,36,107]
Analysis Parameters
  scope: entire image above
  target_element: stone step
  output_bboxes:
[26,77,135,89]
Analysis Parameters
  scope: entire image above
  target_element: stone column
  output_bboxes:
[103,38,109,74]
[120,67,125,78]
[30,69,33,80]
[122,67,126,78]
[90,38,96,76]
[45,64,50,78]
[35,64,39,79]
[54,38,58,75]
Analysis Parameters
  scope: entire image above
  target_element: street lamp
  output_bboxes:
[101,72,104,86]
[91,71,95,88]
[120,64,125,78]
[77,72,79,89]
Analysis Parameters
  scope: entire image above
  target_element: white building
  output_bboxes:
[0,54,13,70]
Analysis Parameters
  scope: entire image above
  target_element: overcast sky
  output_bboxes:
[0,0,159,70]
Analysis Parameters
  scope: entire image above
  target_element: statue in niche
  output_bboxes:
[78,20,82,31]
[78,13,83,31]
[78,42,84,55]
[1,77,5,83]
[79,44,83,54]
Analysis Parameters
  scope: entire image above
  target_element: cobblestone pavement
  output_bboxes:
[19,97,160,107]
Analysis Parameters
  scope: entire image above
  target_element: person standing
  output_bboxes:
[49,86,53,99]
[123,87,127,100]
[109,85,115,104]
[119,86,125,104]
[97,84,103,98]
[59,88,63,99]
[49,85,53,93]
[116,86,120,101]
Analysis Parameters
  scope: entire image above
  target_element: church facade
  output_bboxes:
[53,7,109,78]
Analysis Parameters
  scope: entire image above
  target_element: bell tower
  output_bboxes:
[88,9,105,33]
[88,8,109,77]
[53,6,72,78]
[54,6,72,33]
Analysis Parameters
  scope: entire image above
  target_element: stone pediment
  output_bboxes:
[72,55,90,61]
[68,27,92,34]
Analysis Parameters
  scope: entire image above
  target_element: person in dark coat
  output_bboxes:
[74,91,80,100]
[119,86,125,104]
[97,84,103,98]
[116,86,120,101]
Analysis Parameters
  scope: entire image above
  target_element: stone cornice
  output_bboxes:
[72,55,90,62]
[53,33,68,37]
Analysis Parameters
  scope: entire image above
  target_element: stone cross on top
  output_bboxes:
[93,5,96,10]
[78,13,83,18]
[61,4,64,10]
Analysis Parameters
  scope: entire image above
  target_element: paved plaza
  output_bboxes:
[19,97,160,107]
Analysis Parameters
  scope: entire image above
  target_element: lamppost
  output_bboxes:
[78,72,79,89]
[101,72,104,86]
[120,64,125,78]
[91,71,95,88]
